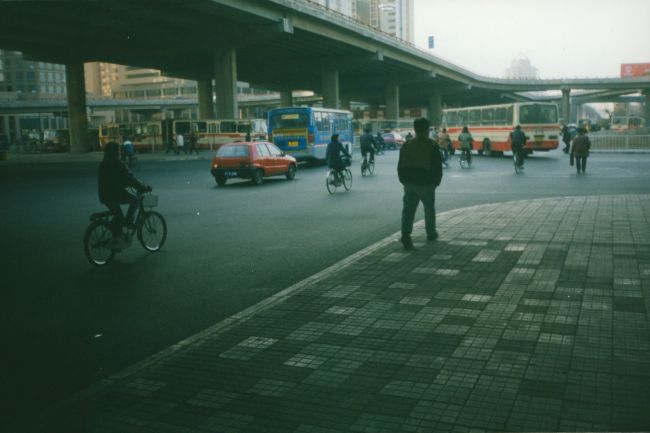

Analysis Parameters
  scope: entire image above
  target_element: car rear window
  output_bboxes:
[217,145,249,157]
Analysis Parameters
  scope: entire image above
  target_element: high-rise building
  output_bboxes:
[505,53,539,79]
[84,62,119,97]
[0,50,67,99]
[368,0,414,42]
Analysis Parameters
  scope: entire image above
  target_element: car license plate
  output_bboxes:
[288,140,299,147]
[225,171,237,177]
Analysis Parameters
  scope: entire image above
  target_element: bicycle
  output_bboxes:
[83,191,167,266]
[361,153,375,176]
[459,149,472,169]
[513,150,524,174]
[326,158,353,194]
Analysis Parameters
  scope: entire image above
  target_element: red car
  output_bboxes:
[381,132,406,149]
[211,141,297,186]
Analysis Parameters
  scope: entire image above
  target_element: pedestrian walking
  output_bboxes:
[175,132,186,155]
[397,117,443,250]
[458,126,474,164]
[188,131,199,154]
[561,125,571,154]
[571,127,591,174]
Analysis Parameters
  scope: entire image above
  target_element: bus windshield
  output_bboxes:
[519,104,558,124]
[270,112,309,129]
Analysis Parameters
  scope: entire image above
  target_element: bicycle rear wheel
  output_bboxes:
[343,168,353,191]
[368,159,375,175]
[361,159,368,176]
[326,170,338,194]
[84,220,116,266]
[459,154,468,169]
[138,211,167,251]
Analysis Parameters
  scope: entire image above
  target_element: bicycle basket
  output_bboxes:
[141,194,158,208]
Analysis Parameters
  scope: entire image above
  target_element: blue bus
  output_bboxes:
[267,107,353,161]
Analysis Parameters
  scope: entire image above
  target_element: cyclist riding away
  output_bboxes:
[326,133,351,175]
[98,141,151,245]
[360,127,376,164]
[511,125,527,170]
[121,136,136,165]
[458,126,474,164]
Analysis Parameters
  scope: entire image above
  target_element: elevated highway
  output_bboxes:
[1,0,649,150]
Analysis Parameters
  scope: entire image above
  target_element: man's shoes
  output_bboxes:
[427,231,439,241]
[401,235,413,250]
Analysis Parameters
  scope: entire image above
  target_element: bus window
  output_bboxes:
[237,121,250,133]
[495,107,507,125]
[520,104,558,124]
[446,111,458,127]
[195,121,207,133]
[469,109,481,126]
[458,110,468,127]
[507,106,514,124]
[207,121,219,134]
[221,121,237,133]
[175,121,191,135]
[481,108,495,125]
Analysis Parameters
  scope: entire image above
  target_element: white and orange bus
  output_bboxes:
[99,119,267,152]
[610,116,645,132]
[442,102,560,155]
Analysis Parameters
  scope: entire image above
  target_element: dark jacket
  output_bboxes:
[360,132,375,151]
[571,134,591,157]
[326,139,350,169]
[511,129,527,150]
[98,158,147,204]
[397,136,443,186]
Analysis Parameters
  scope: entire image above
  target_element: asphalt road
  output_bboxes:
[1,148,649,424]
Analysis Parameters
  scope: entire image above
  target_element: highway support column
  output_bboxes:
[561,88,571,124]
[280,90,293,107]
[428,93,442,126]
[214,48,239,119]
[385,85,399,120]
[65,62,88,153]
[322,70,340,109]
[198,79,214,119]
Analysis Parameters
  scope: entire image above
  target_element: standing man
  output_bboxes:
[188,131,199,154]
[511,125,527,170]
[175,132,185,155]
[571,127,591,174]
[397,117,443,250]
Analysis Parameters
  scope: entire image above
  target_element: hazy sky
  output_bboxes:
[413,0,650,78]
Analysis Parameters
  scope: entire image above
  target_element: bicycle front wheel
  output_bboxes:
[343,168,353,191]
[326,170,338,194]
[138,211,167,251]
[84,220,116,266]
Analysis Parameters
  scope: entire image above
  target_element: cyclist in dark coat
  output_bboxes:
[98,141,151,235]
[511,125,527,168]
[326,133,350,171]
[360,128,376,163]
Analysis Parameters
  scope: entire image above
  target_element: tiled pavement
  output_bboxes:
[30,195,650,433]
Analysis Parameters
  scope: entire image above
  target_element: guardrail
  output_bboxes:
[589,134,650,150]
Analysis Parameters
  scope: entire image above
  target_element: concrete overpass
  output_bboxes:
[1,0,649,151]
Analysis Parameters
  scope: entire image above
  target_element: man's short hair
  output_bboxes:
[413,117,430,135]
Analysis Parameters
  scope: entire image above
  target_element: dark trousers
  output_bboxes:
[401,183,437,238]
[105,193,138,235]
[576,156,587,173]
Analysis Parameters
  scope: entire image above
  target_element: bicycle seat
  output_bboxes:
[90,211,113,221]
